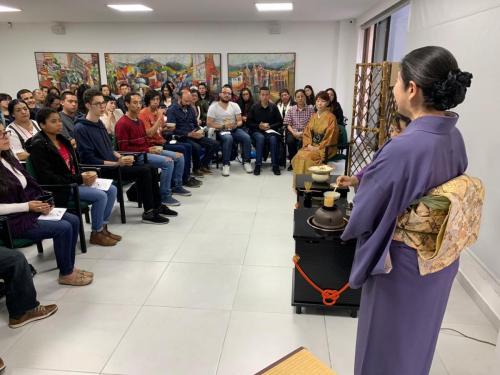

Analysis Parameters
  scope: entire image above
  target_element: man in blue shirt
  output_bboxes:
[167,89,219,175]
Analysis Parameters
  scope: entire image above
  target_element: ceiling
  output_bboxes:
[0,0,381,23]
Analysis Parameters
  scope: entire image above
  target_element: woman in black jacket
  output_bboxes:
[236,88,254,130]
[27,108,120,247]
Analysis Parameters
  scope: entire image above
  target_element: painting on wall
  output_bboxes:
[227,53,296,102]
[34,52,101,91]
[104,53,222,95]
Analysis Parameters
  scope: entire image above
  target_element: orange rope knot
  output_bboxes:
[293,254,350,307]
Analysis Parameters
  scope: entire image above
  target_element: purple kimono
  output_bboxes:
[341,114,468,375]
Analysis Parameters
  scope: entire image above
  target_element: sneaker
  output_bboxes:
[243,162,253,173]
[163,196,181,206]
[142,210,169,224]
[172,186,192,196]
[184,177,202,188]
[192,170,204,178]
[222,165,230,177]
[273,166,281,175]
[159,204,178,217]
[9,304,58,328]
[0,357,5,371]
[253,165,261,176]
[90,231,118,247]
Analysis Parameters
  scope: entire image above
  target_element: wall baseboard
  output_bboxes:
[456,249,500,331]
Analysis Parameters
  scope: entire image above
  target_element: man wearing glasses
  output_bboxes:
[74,88,169,224]
[206,85,253,176]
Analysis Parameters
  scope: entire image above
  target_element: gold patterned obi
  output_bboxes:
[393,175,485,275]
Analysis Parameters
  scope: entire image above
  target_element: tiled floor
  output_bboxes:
[0,165,498,374]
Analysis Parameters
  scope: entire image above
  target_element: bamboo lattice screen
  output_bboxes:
[347,62,399,176]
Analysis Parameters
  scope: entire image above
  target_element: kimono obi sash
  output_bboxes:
[393,174,485,275]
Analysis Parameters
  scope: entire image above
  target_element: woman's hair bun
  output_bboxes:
[426,70,473,110]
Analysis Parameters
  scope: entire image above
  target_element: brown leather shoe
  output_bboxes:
[192,169,204,178]
[9,304,58,329]
[58,271,93,286]
[90,231,118,246]
[103,225,122,241]
[200,166,213,174]
[0,357,5,371]
[75,268,94,278]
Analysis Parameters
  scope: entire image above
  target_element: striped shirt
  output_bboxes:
[283,105,315,132]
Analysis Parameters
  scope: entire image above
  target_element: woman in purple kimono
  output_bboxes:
[340,46,473,375]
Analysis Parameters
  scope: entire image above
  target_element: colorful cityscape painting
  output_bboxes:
[228,53,295,101]
[104,53,221,94]
[34,52,101,91]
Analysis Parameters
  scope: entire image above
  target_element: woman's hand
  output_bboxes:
[336,175,359,188]
[28,200,51,214]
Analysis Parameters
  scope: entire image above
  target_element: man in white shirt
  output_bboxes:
[206,85,253,176]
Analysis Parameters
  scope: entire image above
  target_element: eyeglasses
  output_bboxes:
[0,130,12,139]
[91,101,106,107]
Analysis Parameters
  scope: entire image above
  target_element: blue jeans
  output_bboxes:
[252,132,280,167]
[159,150,184,188]
[22,212,79,276]
[78,184,117,232]
[164,142,192,183]
[136,153,174,203]
[220,128,252,165]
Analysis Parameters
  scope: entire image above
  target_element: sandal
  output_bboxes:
[58,272,93,286]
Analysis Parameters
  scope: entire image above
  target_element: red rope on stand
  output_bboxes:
[293,255,350,306]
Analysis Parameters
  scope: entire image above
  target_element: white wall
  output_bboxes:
[0,21,339,97]
[407,0,500,280]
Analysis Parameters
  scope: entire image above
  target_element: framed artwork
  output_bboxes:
[34,52,101,91]
[227,53,296,102]
[104,53,222,94]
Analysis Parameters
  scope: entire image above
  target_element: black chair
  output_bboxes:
[0,215,44,254]
[80,151,147,224]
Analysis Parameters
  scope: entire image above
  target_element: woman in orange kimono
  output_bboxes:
[291,91,339,175]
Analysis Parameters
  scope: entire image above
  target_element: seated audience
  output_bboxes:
[190,89,203,126]
[0,245,58,329]
[116,83,130,114]
[236,88,254,129]
[247,86,283,176]
[100,96,124,136]
[191,89,208,126]
[6,99,41,161]
[0,124,93,286]
[74,88,170,224]
[48,87,61,97]
[326,88,344,125]
[116,92,190,207]
[0,93,12,126]
[207,86,253,176]
[198,82,213,106]
[291,91,339,175]
[304,85,315,106]
[160,82,174,109]
[100,84,111,97]
[27,108,120,247]
[59,91,79,142]
[40,86,49,97]
[44,93,61,111]
[276,88,294,119]
[284,89,315,170]
[76,84,91,116]
[16,89,38,120]
[33,88,45,108]
[139,90,201,188]
[167,89,219,176]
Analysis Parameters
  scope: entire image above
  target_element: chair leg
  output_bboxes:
[117,186,126,224]
[36,241,44,254]
[79,214,87,253]
[84,210,90,224]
